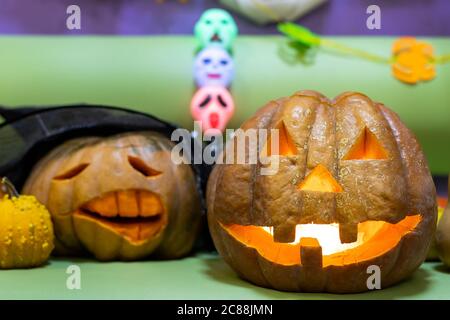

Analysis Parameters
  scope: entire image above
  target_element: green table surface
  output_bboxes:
[0,36,449,173]
[0,253,448,300]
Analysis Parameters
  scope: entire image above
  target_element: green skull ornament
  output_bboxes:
[194,9,238,52]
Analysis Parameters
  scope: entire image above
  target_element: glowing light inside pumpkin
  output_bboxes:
[261,120,298,157]
[343,127,388,160]
[263,224,363,255]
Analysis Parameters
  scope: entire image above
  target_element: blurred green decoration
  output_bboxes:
[278,23,321,47]
[278,22,450,84]
[220,0,327,25]
[194,8,238,52]
[277,23,319,65]
[279,23,390,63]
[278,40,318,65]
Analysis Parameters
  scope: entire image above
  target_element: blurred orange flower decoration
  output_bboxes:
[392,37,436,84]
[279,23,450,85]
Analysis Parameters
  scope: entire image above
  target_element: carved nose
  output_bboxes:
[296,165,357,244]
[298,164,343,193]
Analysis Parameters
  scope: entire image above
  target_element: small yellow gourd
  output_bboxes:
[0,177,54,269]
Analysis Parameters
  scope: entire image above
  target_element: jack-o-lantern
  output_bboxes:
[23,131,201,261]
[207,90,437,293]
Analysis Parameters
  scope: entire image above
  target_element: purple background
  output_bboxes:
[0,0,449,35]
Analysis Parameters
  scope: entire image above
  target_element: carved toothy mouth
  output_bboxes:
[73,190,167,242]
[220,214,422,267]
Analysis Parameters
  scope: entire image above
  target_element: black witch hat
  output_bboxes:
[0,105,180,186]
[0,104,215,187]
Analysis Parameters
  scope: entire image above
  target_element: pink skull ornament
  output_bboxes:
[190,86,235,134]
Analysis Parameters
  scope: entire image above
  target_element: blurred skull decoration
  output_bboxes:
[23,131,202,261]
[207,90,437,293]
[194,8,238,52]
[194,47,234,88]
[191,86,235,134]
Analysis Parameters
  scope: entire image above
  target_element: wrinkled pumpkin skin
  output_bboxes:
[207,90,436,293]
[23,131,201,261]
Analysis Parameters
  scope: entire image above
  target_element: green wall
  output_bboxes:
[0,36,449,173]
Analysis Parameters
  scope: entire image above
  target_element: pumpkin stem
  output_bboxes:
[0,177,19,198]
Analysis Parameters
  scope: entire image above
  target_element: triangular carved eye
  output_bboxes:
[343,127,388,160]
[261,121,297,157]
[298,164,343,193]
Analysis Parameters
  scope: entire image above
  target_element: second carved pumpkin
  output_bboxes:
[23,131,201,261]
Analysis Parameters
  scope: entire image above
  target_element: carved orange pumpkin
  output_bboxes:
[207,90,437,293]
[23,131,201,261]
